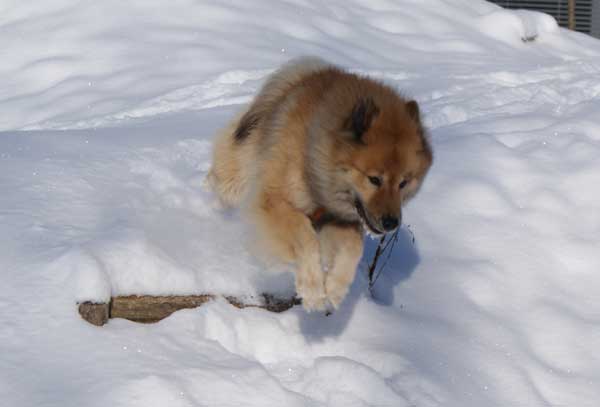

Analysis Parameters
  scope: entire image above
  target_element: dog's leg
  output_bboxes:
[251,192,327,311]
[319,223,364,309]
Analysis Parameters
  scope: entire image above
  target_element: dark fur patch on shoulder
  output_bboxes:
[345,97,379,143]
[234,111,261,142]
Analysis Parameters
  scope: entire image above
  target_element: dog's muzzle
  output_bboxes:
[354,198,383,235]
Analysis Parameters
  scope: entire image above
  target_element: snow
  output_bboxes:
[1,0,599,406]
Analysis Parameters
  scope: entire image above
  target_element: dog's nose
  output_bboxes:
[381,215,399,231]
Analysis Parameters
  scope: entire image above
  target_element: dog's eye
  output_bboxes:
[399,179,408,189]
[368,176,382,187]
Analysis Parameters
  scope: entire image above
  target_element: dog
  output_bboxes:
[207,57,432,311]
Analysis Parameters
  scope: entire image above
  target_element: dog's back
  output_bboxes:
[207,57,332,207]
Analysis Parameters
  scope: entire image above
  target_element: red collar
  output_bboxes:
[308,207,327,225]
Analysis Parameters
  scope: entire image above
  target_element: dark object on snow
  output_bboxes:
[78,302,110,326]
[521,34,538,42]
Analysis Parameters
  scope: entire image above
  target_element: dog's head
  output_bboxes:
[331,95,432,235]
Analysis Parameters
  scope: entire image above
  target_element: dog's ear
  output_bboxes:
[406,100,420,122]
[407,100,433,164]
[344,97,379,143]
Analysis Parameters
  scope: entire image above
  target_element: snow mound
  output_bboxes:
[478,9,559,43]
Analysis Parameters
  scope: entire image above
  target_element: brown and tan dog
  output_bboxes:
[208,57,432,311]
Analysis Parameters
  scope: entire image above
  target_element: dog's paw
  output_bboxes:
[300,292,327,312]
[325,276,350,310]
[296,274,327,312]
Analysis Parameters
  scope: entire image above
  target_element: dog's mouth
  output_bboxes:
[354,198,383,236]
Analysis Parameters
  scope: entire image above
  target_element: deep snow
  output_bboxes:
[1,0,600,406]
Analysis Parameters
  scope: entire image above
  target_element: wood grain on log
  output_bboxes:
[111,295,214,323]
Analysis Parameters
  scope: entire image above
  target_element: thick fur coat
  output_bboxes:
[208,57,432,311]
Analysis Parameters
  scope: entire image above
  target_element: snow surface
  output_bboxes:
[1,0,600,406]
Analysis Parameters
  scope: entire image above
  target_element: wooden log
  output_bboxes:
[78,293,300,326]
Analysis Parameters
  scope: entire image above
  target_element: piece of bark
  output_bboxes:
[78,302,110,326]
[111,295,214,323]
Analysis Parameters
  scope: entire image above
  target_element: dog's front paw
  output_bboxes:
[325,275,350,310]
[296,272,327,312]
[300,292,327,312]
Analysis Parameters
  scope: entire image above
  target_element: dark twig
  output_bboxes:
[367,234,387,289]
[367,224,414,294]
[370,228,400,288]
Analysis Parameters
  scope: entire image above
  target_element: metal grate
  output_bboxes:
[490,0,599,37]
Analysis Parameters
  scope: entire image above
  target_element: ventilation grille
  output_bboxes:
[490,0,595,35]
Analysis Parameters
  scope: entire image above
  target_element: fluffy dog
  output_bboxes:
[208,57,432,311]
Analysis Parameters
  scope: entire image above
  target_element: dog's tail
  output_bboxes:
[206,108,257,207]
